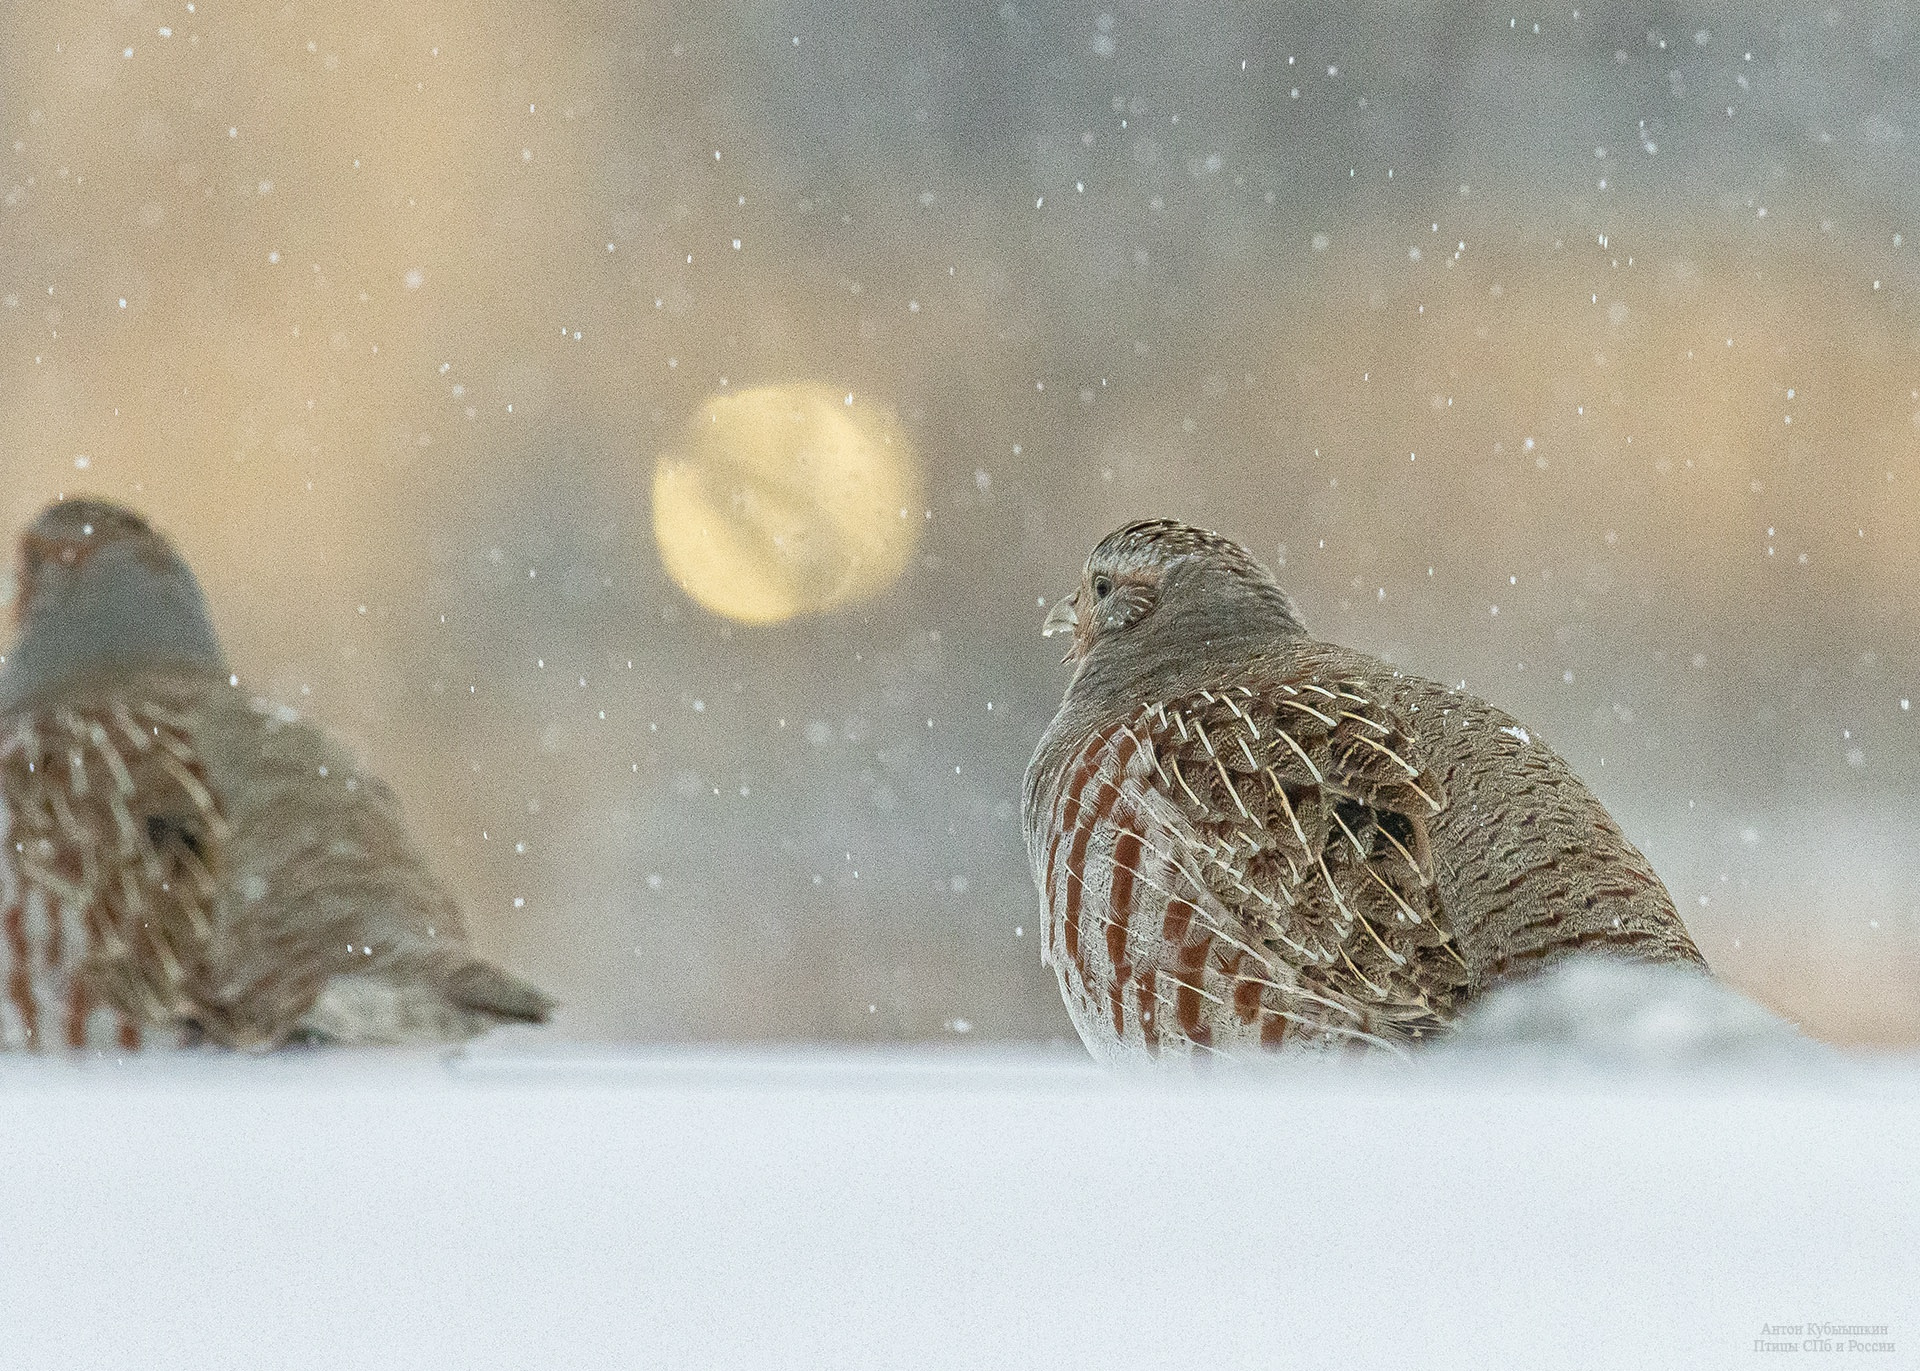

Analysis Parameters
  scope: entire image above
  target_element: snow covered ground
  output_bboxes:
[3,1037,1915,1370]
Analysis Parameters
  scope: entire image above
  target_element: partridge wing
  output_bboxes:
[1038,678,1461,1056]
[0,699,228,1048]
[1136,675,1469,1042]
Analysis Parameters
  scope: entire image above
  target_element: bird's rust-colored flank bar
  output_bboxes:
[0,498,552,1051]
[1023,518,1703,1062]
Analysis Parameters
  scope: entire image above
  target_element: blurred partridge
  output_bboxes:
[0,499,554,1050]
[1022,520,1703,1061]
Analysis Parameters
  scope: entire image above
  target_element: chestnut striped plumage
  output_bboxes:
[1023,520,1703,1061]
[0,498,552,1051]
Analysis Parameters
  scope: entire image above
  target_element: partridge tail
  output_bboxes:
[442,958,555,1025]
[293,959,554,1045]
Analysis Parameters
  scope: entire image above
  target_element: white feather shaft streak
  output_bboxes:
[1271,727,1323,784]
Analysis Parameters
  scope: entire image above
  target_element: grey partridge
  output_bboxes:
[0,498,554,1051]
[1022,519,1703,1061]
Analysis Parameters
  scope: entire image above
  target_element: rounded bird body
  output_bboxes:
[0,499,551,1051]
[1024,519,1703,1062]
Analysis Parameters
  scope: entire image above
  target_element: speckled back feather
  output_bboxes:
[0,696,219,1049]
[1025,520,1704,1061]
[0,498,553,1051]
[2,672,553,1049]
[1029,668,1469,1060]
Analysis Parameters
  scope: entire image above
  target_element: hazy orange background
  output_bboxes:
[3,1,1917,1044]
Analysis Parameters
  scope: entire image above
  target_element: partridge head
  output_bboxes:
[1024,518,1703,1062]
[1040,520,1306,682]
[0,498,553,1051]
[3,500,223,710]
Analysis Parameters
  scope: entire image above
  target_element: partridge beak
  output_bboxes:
[1042,593,1081,664]
[1041,595,1079,638]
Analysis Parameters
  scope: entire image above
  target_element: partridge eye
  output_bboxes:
[1091,575,1113,599]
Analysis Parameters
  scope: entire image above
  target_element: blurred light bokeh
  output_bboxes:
[653,383,919,624]
[3,1,1917,1045]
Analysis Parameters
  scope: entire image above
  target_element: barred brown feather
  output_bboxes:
[0,695,222,1049]
[1024,519,1703,1061]
[0,498,553,1052]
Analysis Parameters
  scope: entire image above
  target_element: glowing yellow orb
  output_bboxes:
[651,383,921,625]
